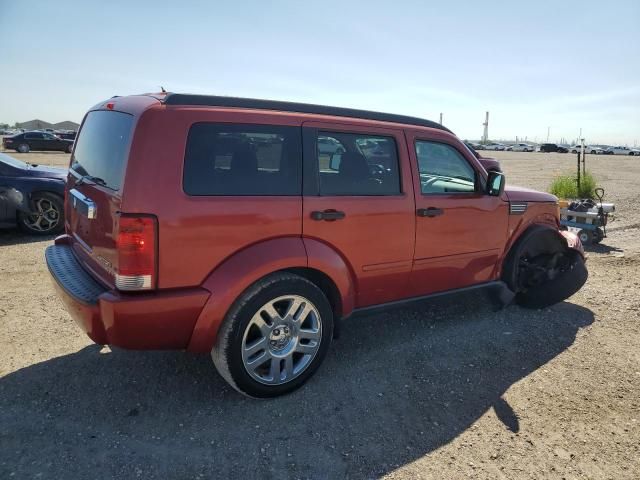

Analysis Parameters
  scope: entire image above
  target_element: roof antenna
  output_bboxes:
[160,86,167,93]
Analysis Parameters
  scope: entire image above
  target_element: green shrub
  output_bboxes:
[549,171,597,199]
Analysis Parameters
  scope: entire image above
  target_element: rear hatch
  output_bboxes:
[66,109,134,288]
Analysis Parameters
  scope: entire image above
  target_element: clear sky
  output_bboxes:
[1,0,639,145]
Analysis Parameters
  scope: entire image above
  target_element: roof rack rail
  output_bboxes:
[162,93,451,133]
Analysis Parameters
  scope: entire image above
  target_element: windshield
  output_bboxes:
[0,152,28,169]
[70,110,134,190]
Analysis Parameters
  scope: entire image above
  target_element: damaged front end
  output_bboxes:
[0,186,31,214]
[502,226,588,309]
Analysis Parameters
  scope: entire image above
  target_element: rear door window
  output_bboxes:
[315,132,400,196]
[71,110,134,191]
[183,123,302,196]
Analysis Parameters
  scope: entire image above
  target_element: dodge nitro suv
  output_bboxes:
[45,93,588,397]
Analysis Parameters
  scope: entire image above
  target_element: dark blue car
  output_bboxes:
[0,152,66,235]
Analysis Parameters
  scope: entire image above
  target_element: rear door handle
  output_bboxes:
[416,207,444,218]
[311,210,346,221]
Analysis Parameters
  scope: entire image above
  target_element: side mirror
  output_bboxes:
[486,170,505,196]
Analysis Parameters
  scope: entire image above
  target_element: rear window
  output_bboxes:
[183,123,301,196]
[71,110,134,191]
[315,132,401,196]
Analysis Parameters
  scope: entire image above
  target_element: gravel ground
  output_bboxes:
[1,150,639,479]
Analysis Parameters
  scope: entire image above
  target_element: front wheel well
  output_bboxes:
[29,190,63,200]
[502,225,567,292]
[25,190,63,211]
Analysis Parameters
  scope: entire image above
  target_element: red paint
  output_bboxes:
[301,121,415,307]
[505,185,558,203]
[49,94,569,353]
[189,237,307,352]
[405,130,509,296]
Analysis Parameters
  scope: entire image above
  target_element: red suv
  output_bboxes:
[46,93,588,397]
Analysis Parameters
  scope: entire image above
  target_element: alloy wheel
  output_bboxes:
[241,295,322,385]
[23,197,60,232]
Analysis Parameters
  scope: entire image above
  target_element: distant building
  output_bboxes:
[15,119,80,131]
[16,119,52,130]
[52,121,80,130]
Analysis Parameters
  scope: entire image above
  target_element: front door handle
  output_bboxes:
[416,207,444,218]
[311,210,346,221]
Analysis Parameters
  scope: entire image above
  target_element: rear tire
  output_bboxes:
[211,272,334,398]
[17,143,29,153]
[65,144,73,153]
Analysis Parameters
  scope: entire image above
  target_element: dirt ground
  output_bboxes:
[1,150,639,479]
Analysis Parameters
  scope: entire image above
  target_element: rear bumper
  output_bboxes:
[45,242,210,349]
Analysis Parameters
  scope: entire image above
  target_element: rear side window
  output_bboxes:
[71,110,134,191]
[183,123,302,196]
[316,132,400,196]
[415,141,477,194]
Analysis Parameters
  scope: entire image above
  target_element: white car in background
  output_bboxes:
[507,143,535,152]
[484,142,506,151]
[604,146,636,155]
[570,145,605,154]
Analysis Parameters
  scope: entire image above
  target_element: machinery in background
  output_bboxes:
[560,188,615,245]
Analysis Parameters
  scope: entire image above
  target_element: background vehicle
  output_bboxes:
[604,146,634,155]
[570,145,604,154]
[483,142,506,151]
[2,131,74,153]
[507,143,534,152]
[45,93,587,398]
[464,141,485,150]
[464,143,502,172]
[0,152,66,234]
[317,136,345,155]
[54,130,77,140]
[539,143,568,153]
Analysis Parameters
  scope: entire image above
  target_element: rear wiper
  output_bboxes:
[76,174,107,187]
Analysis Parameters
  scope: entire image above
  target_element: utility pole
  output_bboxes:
[581,138,586,177]
[439,113,443,125]
[547,127,550,142]
[482,111,489,144]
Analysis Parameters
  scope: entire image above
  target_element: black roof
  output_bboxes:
[163,93,451,133]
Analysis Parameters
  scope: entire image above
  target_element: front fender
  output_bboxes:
[1,177,65,214]
[560,230,585,258]
[0,186,29,212]
[500,223,583,291]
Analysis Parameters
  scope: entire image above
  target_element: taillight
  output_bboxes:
[116,215,157,291]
